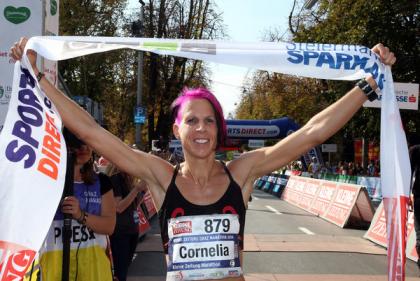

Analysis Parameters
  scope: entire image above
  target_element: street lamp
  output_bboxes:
[132,0,145,148]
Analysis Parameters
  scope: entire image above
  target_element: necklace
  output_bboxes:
[184,161,215,189]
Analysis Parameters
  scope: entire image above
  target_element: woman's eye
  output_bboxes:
[186,118,196,124]
[206,118,215,124]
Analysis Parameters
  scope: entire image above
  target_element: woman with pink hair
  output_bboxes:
[11,38,395,281]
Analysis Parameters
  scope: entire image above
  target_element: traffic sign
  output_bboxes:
[134,106,146,124]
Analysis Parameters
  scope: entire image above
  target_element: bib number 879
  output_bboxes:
[204,218,230,233]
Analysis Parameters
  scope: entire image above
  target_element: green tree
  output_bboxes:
[58,0,225,145]
[290,0,419,138]
[237,0,419,161]
[141,0,225,146]
[59,0,137,141]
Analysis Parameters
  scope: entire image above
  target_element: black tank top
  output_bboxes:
[158,161,246,254]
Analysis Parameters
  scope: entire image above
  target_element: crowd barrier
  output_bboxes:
[364,201,418,262]
[254,173,289,197]
[282,176,374,228]
[137,190,157,236]
[254,174,374,228]
[318,173,382,202]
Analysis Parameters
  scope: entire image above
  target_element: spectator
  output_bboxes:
[106,163,147,281]
[308,156,321,178]
[367,160,376,176]
[347,162,355,176]
[320,161,332,174]
[35,131,116,280]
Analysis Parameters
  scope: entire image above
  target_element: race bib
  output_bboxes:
[167,214,242,280]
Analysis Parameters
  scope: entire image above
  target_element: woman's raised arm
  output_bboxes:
[230,43,396,188]
[10,37,174,191]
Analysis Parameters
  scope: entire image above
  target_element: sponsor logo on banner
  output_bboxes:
[0,60,65,280]
[0,51,7,58]
[4,67,63,180]
[0,51,10,63]
[364,82,419,110]
[3,6,31,24]
[173,221,193,235]
[286,43,385,89]
[227,125,279,138]
[0,241,36,280]
[0,85,12,105]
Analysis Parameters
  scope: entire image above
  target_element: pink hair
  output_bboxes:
[171,87,226,148]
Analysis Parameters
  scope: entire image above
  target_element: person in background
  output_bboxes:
[31,131,116,281]
[374,160,380,176]
[12,38,395,281]
[308,156,320,178]
[409,139,420,271]
[354,162,364,176]
[347,162,355,176]
[367,160,376,176]
[106,163,147,281]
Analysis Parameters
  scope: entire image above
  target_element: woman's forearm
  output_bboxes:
[116,188,139,213]
[82,212,116,235]
[304,76,376,145]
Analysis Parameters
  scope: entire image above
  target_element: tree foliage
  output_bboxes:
[141,0,225,146]
[236,73,326,126]
[290,0,419,138]
[58,0,225,146]
[59,0,136,141]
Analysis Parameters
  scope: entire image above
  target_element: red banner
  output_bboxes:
[138,208,151,235]
[143,191,157,218]
[368,141,380,162]
[354,138,363,165]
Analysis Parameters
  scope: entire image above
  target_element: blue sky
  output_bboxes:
[210,0,295,116]
[127,0,295,115]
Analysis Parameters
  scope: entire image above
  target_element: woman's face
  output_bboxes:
[173,99,218,159]
[75,145,93,165]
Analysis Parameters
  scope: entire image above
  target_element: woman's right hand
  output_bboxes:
[10,37,38,71]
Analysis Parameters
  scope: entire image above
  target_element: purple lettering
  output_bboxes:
[12,121,39,148]
[18,89,43,112]
[44,97,52,109]
[5,140,36,168]
[17,105,43,127]
[19,68,35,89]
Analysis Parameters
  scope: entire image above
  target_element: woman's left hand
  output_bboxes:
[371,43,397,67]
[62,196,82,220]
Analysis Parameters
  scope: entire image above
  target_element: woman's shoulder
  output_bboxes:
[97,172,114,195]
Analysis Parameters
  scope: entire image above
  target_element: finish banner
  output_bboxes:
[0,36,410,280]
[0,58,66,279]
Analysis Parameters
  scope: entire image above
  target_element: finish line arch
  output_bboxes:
[226,117,300,140]
[225,117,323,168]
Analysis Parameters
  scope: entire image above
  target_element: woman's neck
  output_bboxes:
[74,164,83,182]
[181,157,217,189]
